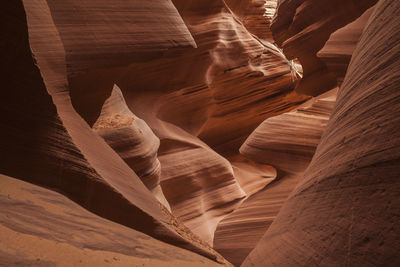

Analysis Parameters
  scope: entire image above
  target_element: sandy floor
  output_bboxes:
[0,174,223,267]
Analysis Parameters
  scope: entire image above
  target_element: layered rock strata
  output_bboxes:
[114,0,307,244]
[224,0,278,40]
[243,0,400,265]
[271,0,378,95]
[0,0,228,263]
[45,0,196,126]
[93,85,171,211]
[213,89,337,265]
[318,7,375,86]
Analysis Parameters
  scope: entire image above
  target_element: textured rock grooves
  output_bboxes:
[318,7,375,86]
[2,0,399,266]
[115,0,307,245]
[0,0,228,264]
[243,0,400,265]
[271,0,378,96]
[93,85,171,211]
[213,88,337,266]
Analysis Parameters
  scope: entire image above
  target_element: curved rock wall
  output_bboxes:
[0,0,228,263]
[120,0,306,155]
[271,0,377,95]
[93,85,171,211]
[213,89,337,265]
[241,89,337,173]
[3,0,397,266]
[45,0,196,126]
[243,0,400,265]
[318,7,375,86]
[224,0,277,40]
[114,0,307,244]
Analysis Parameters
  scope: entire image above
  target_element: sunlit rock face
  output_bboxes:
[0,0,228,264]
[2,0,399,266]
[213,89,337,266]
[271,0,377,96]
[93,85,171,211]
[224,0,278,40]
[44,0,196,126]
[114,0,308,245]
[243,0,400,265]
[120,0,306,156]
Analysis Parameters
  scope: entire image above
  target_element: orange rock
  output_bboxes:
[214,89,337,266]
[114,0,307,244]
[243,0,400,265]
[94,85,171,211]
[0,174,226,267]
[318,7,375,86]
[0,0,227,263]
[271,0,377,95]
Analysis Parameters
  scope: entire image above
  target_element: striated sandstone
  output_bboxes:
[318,7,375,86]
[214,89,337,266]
[45,0,196,126]
[224,0,278,41]
[241,88,337,173]
[0,1,228,263]
[2,0,398,266]
[93,85,171,211]
[111,0,307,244]
[271,0,377,95]
[120,0,307,155]
[113,0,307,245]
[243,0,400,265]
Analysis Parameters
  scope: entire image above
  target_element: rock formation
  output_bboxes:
[318,7,375,86]
[93,85,171,211]
[0,174,222,267]
[243,0,400,265]
[45,0,196,126]
[2,0,399,266]
[214,88,337,265]
[224,0,278,40]
[0,0,228,264]
[271,0,377,95]
[114,0,307,244]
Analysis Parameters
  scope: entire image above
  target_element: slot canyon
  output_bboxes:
[1,0,399,266]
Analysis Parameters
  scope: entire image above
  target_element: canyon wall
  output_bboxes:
[318,7,375,86]
[271,0,377,95]
[114,0,308,244]
[0,0,228,264]
[214,88,337,265]
[243,0,400,265]
[2,0,398,266]
[1,0,301,259]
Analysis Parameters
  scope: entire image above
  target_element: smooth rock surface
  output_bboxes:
[115,0,307,244]
[93,85,171,211]
[243,0,400,265]
[0,174,223,267]
[0,1,228,263]
[214,89,337,266]
[45,0,196,126]
[271,0,377,95]
[318,7,375,86]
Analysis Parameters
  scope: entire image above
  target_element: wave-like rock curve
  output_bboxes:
[243,0,400,265]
